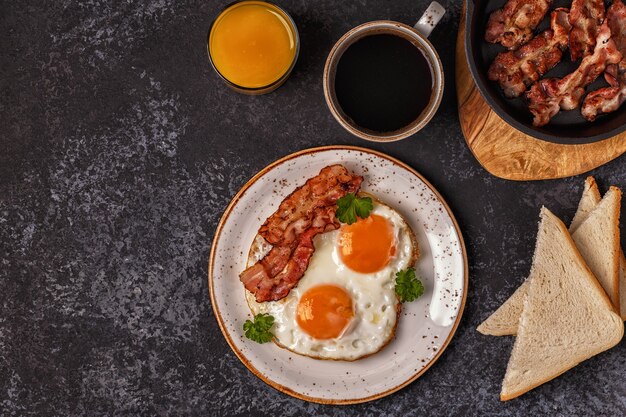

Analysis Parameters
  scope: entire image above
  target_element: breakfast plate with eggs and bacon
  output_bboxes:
[209,146,467,404]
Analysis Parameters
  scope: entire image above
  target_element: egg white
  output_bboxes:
[246,203,415,360]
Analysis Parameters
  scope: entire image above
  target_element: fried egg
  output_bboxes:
[245,200,418,360]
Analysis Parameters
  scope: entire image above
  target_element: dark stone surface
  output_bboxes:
[2,0,625,415]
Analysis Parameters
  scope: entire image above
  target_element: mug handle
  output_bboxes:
[413,1,446,38]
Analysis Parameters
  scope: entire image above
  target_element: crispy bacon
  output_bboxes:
[241,207,340,302]
[582,0,626,120]
[569,0,606,61]
[489,9,570,98]
[258,165,361,247]
[262,225,327,302]
[241,206,339,302]
[259,245,294,277]
[485,0,552,50]
[581,78,626,120]
[610,0,626,73]
[526,21,622,126]
[240,166,362,302]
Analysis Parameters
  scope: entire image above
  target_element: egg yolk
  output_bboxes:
[296,285,354,340]
[339,214,396,273]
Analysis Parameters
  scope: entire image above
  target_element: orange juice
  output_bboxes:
[209,1,298,90]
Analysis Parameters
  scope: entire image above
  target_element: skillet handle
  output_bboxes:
[414,2,446,38]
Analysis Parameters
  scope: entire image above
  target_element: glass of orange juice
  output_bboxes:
[208,1,300,95]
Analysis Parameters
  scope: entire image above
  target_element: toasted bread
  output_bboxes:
[500,208,624,401]
[572,180,626,321]
[478,180,623,335]
[570,176,601,232]
[571,186,621,315]
[619,254,626,321]
[476,279,529,336]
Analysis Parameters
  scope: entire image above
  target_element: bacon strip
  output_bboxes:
[263,223,329,302]
[259,245,294,277]
[582,0,626,121]
[258,165,361,247]
[488,9,570,98]
[241,207,339,302]
[240,166,362,302]
[610,0,626,75]
[485,0,552,50]
[569,0,606,61]
[526,21,622,126]
[581,78,626,120]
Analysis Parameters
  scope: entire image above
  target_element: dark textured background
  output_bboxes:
[2,0,626,415]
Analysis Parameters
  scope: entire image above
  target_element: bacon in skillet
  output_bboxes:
[526,21,622,126]
[582,0,626,121]
[240,166,362,302]
[488,9,570,98]
[581,74,626,120]
[569,0,606,61]
[485,0,552,50]
[258,165,361,247]
[609,0,626,74]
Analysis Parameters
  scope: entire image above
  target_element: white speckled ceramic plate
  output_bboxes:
[209,146,467,404]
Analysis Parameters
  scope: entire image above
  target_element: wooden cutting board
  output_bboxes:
[456,5,626,181]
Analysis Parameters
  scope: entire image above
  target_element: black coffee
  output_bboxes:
[334,34,433,133]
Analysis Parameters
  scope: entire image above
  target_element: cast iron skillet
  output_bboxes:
[465,0,626,144]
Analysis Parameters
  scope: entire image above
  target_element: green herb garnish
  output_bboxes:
[394,267,424,302]
[335,193,373,225]
[243,313,275,343]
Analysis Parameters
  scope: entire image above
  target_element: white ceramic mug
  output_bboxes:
[323,2,446,142]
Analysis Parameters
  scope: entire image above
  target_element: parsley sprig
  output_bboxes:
[394,267,424,302]
[243,313,275,343]
[335,193,373,225]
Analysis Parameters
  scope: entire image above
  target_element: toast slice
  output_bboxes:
[570,177,601,232]
[478,178,600,335]
[570,186,621,315]
[476,279,529,336]
[570,179,626,321]
[478,180,623,336]
[500,208,623,401]
[619,249,626,321]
